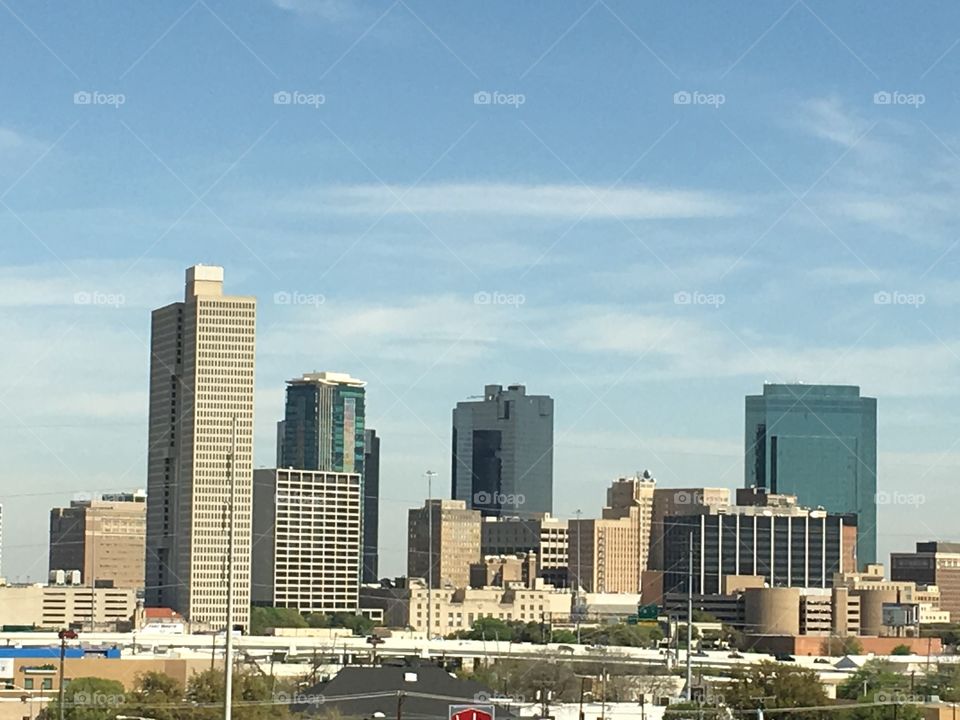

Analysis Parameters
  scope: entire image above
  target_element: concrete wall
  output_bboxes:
[743,587,801,635]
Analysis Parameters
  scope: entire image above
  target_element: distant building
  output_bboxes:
[649,486,731,571]
[252,469,362,614]
[469,553,538,589]
[362,428,380,583]
[890,542,960,620]
[281,372,366,474]
[407,499,481,590]
[480,514,568,587]
[568,475,656,594]
[662,489,857,595]
[452,384,554,517]
[744,383,877,566]
[49,491,146,589]
[145,265,255,630]
[0,584,136,630]
[360,578,570,635]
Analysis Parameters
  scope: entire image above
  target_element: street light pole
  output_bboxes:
[685,530,693,701]
[57,629,77,720]
[224,415,237,720]
[575,508,582,644]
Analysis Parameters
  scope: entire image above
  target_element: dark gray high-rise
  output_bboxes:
[362,428,380,583]
[744,383,877,567]
[451,384,553,517]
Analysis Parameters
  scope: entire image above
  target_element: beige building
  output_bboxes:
[649,486,730,571]
[469,553,537,589]
[252,469,362,614]
[480,514,568,585]
[49,492,146,589]
[363,579,571,635]
[0,584,136,629]
[145,265,256,630]
[568,474,656,594]
[408,499,481,589]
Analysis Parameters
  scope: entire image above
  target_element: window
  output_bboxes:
[23,680,33,690]
[42,679,53,690]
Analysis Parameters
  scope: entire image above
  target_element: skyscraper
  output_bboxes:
[281,372,366,474]
[145,265,256,630]
[451,384,553,517]
[744,383,877,566]
[362,428,380,583]
[407,499,481,589]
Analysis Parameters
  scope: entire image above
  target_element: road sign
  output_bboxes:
[636,604,659,620]
[450,705,495,720]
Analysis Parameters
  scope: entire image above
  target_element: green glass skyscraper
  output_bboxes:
[744,383,877,567]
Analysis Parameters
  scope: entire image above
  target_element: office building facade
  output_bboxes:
[407,499,481,589]
[481,514,569,587]
[744,383,877,566]
[362,428,380,583]
[891,541,960,620]
[49,491,146,589]
[145,265,256,630]
[451,384,554,517]
[252,469,362,614]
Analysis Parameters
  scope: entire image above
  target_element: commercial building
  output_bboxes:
[662,489,857,595]
[363,428,380,583]
[0,584,136,630]
[407,499,481,590]
[361,578,570,635]
[145,265,256,630]
[891,542,960,620]
[568,475,656,594]
[451,384,554,517]
[480,514,568,586]
[280,372,366,474]
[744,383,877,566]
[252,469,362,614]
[649,487,730,571]
[469,553,538,589]
[48,491,146,589]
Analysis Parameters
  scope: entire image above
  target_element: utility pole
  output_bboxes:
[575,508,582,644]
[396,690,404,720]
[685,530,693,701]
[224,415,237,720]
[425,470,436,641]
[57,629,77,720]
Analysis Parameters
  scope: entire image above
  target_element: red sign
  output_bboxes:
[450,705,495,720]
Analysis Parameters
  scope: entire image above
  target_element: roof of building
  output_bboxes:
[296,665,515,718]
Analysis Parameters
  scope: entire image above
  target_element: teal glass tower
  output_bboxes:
[744,383,877,567]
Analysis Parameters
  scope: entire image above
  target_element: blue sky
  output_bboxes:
[2,0,960,581]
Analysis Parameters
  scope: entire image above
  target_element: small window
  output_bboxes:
[23,679,33,690]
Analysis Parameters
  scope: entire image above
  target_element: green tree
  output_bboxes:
[187,668,290,720]
[722,661,827,720]
[250,606,307,635]
[550,629,578,644]
[304,612,375,636]
[891,644,912,656]
[837,660,923,720]
[122,671,184,720]
[43,677,126,720]
[822,635,864,657]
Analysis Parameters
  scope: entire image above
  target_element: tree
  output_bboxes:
[304,612,375,636]
[122,671,184,720]
[821,635,864,657]
[250,606,307,635]
[187,668,291,720]
[837,660,923,720]
[891,644,912,656]
[42,677,126,720]
[550,629,578,644]
[722,661,828,720]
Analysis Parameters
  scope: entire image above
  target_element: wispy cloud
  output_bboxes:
[270,0,366,21]
[277,182,741,220]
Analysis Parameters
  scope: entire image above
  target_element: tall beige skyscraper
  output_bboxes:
[407,499,481,589]
[145,265,256,630]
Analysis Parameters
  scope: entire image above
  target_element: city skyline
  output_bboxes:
[5,2,960,583]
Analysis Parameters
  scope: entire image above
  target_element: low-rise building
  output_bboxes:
[481,514,568,586]
[0,584,136,630]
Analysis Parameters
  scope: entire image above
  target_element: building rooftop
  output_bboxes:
[288,371,366,388]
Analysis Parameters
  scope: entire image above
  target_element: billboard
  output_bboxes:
[450,705,495,720]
